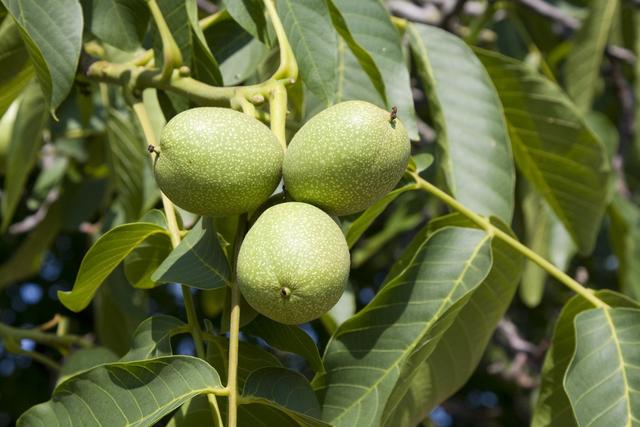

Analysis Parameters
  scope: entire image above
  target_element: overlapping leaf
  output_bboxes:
[318,227,493,426]
[531,291,638,427]
[381,218,523,426]
[409,24,515,223]
[564,307,640,426]
[17,356,223,427]
[477,49,610,254]
[121,315,185,362]
[1,0,83,113]
[240,367,330,426]
[152,217,229,290]
[58,222,170,312]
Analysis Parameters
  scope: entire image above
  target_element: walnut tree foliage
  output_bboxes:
[1,0,640,426]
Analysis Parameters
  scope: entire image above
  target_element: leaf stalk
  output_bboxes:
[411,172,609,309]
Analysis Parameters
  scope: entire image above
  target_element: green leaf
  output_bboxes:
[1,0,83,113]
[330,0,418,140]
[58,222,170,312]
[531,290,638,427]
[241,367,330,426]
[58,347,119,384]
[0,16,33,117]
[124,233,173,289]
[223,0,273,45]
[325,0,386,105]
[123,208,172,289]
[89,0,149,51]
[121,315,185,361]
[277,0,338,106]
[167,395,218,427]
[381,218,524,426]
[564,0,620,112]
[564,307,640,427]
[205,16,270,86]
[244,316,324,372]
[17,356,224,427]
[152,217,230,290]
[106,109,147,222]
[318,227,493,426]
[609,195,640,300]
[476,49,611,254]
[345,183,416,249]
[1,82,47,231]
[408,23,515,223]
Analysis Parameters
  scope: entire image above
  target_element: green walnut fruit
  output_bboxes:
[283,100,411,216]
[237,202,350,324]
[154,107,283,216]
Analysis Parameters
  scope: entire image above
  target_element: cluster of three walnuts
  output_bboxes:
[154,100,410,324]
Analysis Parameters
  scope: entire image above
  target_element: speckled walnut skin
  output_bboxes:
[283,100,411,216]
[237,202,350,325]
[155,107,283,216]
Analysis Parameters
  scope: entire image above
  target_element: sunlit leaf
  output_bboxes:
[17,356,224,427]
[477,49,611,254]
[409,23,515,223]
[58,222,170,312]
[318,227,493,426]
[531,291,638,427]
[381,218,523,426]
[564,307,640,427]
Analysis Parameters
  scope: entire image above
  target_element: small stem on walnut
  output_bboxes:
[131,101,207,361]
[410,172,609,309]
[227,214,247,427]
